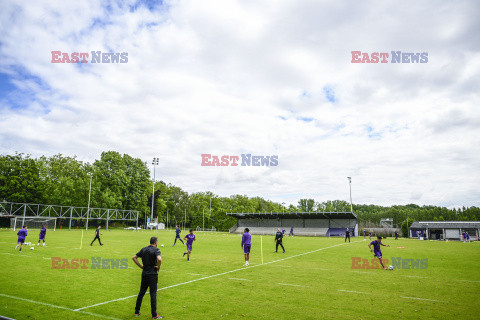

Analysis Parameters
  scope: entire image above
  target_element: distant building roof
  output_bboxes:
[226,211,357,219]
[410,221,480,229]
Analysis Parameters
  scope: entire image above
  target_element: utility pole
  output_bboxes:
[86,173,93,230]
[347,177,353,213]
[151,157,159,224]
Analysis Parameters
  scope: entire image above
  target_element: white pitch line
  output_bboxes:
[0,293,121,320]
[42,257,50,260]
[74,241,357,311]
[338,290,371,294]
[1,253,14,255]
[351,271,377,275]
[188,273,205,276]
[229,278,252,281]
[278,283,308,287]
[401,296,441,302]
[270,265,292,268]
[458,279,480,283]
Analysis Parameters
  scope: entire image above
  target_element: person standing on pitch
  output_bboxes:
[394,230,399,240]
[289,227,294,237]
[369,236,390,270]
[15,225,28,252]
[183,229,196,262]
[241,228,251,266]
[132,236,163,319]
[172,225,184,246]
[90,225,103,246]
[275,228,285,253]
[37,225,47,246]
[345,228,351,243]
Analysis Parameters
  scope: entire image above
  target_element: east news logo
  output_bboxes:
[351,51,428,63]
[51,51,128,63]
[201,154,278,166]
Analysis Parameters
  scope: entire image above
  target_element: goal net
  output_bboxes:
[11,216,57,231]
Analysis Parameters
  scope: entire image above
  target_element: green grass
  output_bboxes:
[0,228,479,319]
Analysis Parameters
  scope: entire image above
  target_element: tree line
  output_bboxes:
[1,152,479,231]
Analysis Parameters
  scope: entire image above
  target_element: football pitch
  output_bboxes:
[0,229,479,319]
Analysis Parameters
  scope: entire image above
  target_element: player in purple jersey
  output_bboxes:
[183,229,196,262]
[289,227,294,237]
[241,228,252,266]
[368,236,390,270]
[15,225,28,252]
[37,225,47,246]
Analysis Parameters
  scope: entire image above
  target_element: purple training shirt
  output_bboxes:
[185,234,195,245]
[242,232,251,246]
[370,240,382,254]
[17,229,28,239]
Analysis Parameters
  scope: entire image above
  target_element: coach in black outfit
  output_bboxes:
[345,228,351,243]
[275,228,285,253]
[90,225,103,246]
[132,236,163,319]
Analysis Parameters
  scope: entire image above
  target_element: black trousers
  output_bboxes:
[135,273,158,317]
[173,236,184,245]
[90,235,102,245]
[276,241,285,252]
[345,235,350,242]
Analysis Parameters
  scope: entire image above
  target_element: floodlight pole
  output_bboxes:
[151,157,159,224]
[282,202,285,214]
[86,173,93,230]
[347,177,353,213]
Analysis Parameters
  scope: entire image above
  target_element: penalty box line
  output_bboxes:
[75,240,361,311]
[0,293,121,320]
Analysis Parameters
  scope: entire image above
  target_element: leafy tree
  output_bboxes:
[0,153,44,203]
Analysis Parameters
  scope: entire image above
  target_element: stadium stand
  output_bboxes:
[227,212,357,237]
[409,221,480,241]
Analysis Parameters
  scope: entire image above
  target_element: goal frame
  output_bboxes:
[12,216,57,231]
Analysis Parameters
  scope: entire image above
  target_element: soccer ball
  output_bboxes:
[30,247,34,250]
[388,265,394,270]
[161,244,164,247]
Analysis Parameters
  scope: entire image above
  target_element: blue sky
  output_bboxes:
[0,0,479,208]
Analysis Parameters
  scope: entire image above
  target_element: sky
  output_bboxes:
[0,0,479,208]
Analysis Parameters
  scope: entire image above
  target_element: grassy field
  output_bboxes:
[0,228,479,319]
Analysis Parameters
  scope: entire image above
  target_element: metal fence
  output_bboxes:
[0,201,139,230]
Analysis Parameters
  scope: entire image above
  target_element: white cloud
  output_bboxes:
[0,0,479,208]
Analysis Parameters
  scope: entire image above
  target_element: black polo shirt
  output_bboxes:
[275,231,283,242]
[136,245,161,275]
